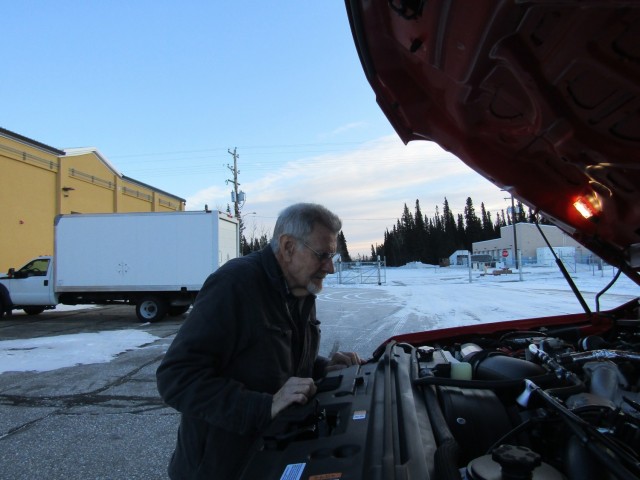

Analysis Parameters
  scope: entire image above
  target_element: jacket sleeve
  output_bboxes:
[313,355,329,379]
[156,268,273,435]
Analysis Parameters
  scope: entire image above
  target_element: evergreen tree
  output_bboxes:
[463,196,483,248]
[399,203,415,261]
[442,198,458,257]
[527,207,536,223]
[516,200,527,223]
[480,202,496,240]
[413,199,429,263]
[337,231,352,262]
[456,214,466,249]
[502,209,511,225]
[431,205,446,263]
[371,196,525,267]
[241,235,250,256]
[373,243,385,262]
[388,222,401,266]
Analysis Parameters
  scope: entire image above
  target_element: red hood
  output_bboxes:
[346,0,640,285]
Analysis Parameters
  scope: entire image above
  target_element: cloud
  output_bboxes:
[187,135,507,256]
[319,121,368,138]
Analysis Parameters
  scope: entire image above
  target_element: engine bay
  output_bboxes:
[241,301,640,479]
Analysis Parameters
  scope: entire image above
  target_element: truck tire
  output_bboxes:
[0,284,11,318]
[136,296,168,323]
[23,306,45,315]
[168,305,190,316]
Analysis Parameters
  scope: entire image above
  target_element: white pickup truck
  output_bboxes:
[0,210,239,322]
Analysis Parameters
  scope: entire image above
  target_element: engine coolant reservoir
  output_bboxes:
[466,444,566,480]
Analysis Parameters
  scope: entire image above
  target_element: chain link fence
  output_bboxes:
[326,259,387,285]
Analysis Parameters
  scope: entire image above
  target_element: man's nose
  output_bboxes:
[323,258,335,274]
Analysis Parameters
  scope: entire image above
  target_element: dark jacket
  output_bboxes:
[156,246,328,479]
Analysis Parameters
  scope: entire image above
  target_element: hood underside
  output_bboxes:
[346,0,640,285]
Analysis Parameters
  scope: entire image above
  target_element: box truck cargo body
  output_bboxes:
[0,211,239,322]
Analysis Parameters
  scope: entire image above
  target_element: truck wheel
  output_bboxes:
[136,296,168,323]
[23,307,45,315]
[168,305,190,316]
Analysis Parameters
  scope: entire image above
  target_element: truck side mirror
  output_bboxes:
[8,268,15,278]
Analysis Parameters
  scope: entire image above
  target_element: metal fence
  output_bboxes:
[327,259,387,285]
[516,253,609,273]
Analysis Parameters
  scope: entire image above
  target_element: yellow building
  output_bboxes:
[0,127,185,272]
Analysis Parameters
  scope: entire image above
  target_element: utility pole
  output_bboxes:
[510,195,519,269]
[226,147,242,219]
[502,190,522,280]
[226,147,245,253]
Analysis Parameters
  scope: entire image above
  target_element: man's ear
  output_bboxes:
[280,235,297,261]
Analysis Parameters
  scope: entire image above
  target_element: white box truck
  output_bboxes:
[0,211,239,322]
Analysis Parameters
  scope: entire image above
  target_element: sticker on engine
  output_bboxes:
[352,410,367,420]
[279,463,306,480]
[309,473,343,480]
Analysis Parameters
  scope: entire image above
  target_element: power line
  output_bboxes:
[108,140,375,159]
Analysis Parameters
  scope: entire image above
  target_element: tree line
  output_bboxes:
[240,222,353,262]
[371,197,542,267]
[239,196,540,267]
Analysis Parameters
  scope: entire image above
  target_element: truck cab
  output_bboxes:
[0,256,57,314]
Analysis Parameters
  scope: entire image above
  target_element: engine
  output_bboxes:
[415,326,640,479]
[239,320,640,480]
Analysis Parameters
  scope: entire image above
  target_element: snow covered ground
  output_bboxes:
[0,330,159,374]
[317,262,638,356]
[1,262,637,373]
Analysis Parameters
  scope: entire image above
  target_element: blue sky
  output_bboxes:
[3,1,508,257]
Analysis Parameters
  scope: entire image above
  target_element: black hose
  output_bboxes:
[545,381,586,399]
[484,417,536,455]
[434,439,462,480]
[421,383,461,480]
[595,268,622,313]
[413,372,556,390]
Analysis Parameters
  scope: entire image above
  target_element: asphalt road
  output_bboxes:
[0,306,182,480]
[0,292,402,480]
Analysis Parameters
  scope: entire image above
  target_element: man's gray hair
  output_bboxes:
[270,203,342,253]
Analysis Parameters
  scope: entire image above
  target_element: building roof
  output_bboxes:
[64,147,122,176]
[0,127,66,156]
[64,147,186,203]
[122,175,186,203]
[1,128,185,204]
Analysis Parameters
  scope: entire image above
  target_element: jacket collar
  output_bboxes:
[260,245,316,302]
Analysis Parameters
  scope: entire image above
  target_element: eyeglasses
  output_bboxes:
[301,242,337,262]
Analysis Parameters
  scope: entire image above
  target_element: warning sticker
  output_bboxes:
[309,473,343,480]
[279,463,306,480]
[352,410,367,420]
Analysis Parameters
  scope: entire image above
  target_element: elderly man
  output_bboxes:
[157,202,362,479]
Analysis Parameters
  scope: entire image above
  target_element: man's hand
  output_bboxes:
[325,351,364,373]
[271,377,317,418]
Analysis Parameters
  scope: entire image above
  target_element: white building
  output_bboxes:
[472,223,589,267]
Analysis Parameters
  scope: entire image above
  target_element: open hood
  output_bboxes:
[345,0,640,285]
[238,4,640,479]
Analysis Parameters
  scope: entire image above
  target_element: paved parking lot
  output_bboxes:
[0,306,182,480]
[0,290,402,479]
